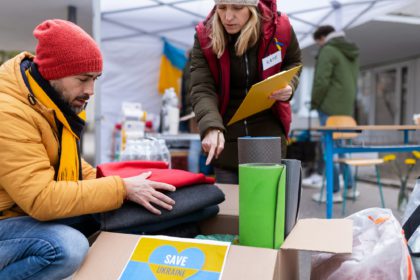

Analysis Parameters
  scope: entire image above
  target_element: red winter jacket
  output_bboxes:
[195,0,301,136]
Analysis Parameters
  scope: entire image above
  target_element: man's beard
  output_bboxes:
[68,100,87,115]
[51,84,88,115]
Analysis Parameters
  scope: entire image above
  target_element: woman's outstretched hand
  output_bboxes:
[202,129,225,165]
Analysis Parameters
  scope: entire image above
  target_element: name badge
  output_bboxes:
[262,51,282,71]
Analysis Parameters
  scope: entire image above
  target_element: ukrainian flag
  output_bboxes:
[158,41,187,95]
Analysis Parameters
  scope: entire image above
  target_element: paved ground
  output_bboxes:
[299,180,403,220]
[297,181,409,279]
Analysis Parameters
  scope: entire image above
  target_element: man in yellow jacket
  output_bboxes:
[0,19,176,279]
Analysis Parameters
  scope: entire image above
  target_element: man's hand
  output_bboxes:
[123,172,176,215]
[269,85,293,101]
[202,129,225,165]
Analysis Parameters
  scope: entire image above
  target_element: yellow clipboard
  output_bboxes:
[227,65,302,126]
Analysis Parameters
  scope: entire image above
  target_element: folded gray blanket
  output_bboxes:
[99,184,225,231]
[114,205,220,234]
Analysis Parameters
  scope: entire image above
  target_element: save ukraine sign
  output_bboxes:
[119,236,230,280]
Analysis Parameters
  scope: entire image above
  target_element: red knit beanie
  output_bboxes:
[33,19,103,80]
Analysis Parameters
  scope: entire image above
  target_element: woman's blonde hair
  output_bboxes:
[209,6,261,58]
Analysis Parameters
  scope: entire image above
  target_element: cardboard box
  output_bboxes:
[74,184,352,279]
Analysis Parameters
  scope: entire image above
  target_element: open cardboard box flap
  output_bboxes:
[281,218,353,254]
[75,184,352,280]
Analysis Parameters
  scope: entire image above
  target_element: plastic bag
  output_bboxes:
[311,208,416,280]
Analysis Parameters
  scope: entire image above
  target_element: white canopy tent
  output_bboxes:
[101,0,415,48]
[0,0,94,52]
[0,0,418,163]
[97,0,417,164]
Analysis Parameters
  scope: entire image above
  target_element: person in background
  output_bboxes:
[0,19,175,279]
[306,25,360,203]
[190,0,302,183]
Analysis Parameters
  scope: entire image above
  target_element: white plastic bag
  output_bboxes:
[311,208,416,280]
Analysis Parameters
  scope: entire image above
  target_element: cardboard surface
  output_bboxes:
[215,184,239,216]
[276,249,299,280]
[281,219,353,254]
[221,245,278,280]
[75,183,352,280]
[74,232,278,280]
[75,232,139,280]
[199,215,238,235]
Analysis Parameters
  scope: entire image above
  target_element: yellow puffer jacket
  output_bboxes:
[0,52,126,221]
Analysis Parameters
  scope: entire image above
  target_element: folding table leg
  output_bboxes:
[375,165,386,208]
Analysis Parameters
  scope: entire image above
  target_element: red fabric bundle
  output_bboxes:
[96,160,215,188]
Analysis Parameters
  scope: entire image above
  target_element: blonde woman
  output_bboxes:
[190,0,302,183]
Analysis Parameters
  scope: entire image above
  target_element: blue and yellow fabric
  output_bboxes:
[158,41,187,95]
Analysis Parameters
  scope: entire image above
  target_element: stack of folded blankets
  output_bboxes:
[96,161,225,237]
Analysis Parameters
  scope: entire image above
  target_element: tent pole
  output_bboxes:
[331,0,343,31]
[92,0,103,165]
[67,6,77,23]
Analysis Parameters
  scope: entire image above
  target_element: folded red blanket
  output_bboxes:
[97,161,169,178]
[97,160,215,188]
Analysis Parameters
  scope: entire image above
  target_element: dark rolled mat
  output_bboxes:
[281,159,302,238]
[238,136,282,164]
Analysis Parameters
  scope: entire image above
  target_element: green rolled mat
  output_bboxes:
[274,166,286,248]
[239,163,286,249]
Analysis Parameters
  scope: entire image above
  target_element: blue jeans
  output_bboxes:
[0,216,89,280]
[214,167,239,184]
[318,111,354,193]
[188,140,201,173]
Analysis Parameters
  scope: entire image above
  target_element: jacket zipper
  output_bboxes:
[217,60,223,108]
[244,53,249,136]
